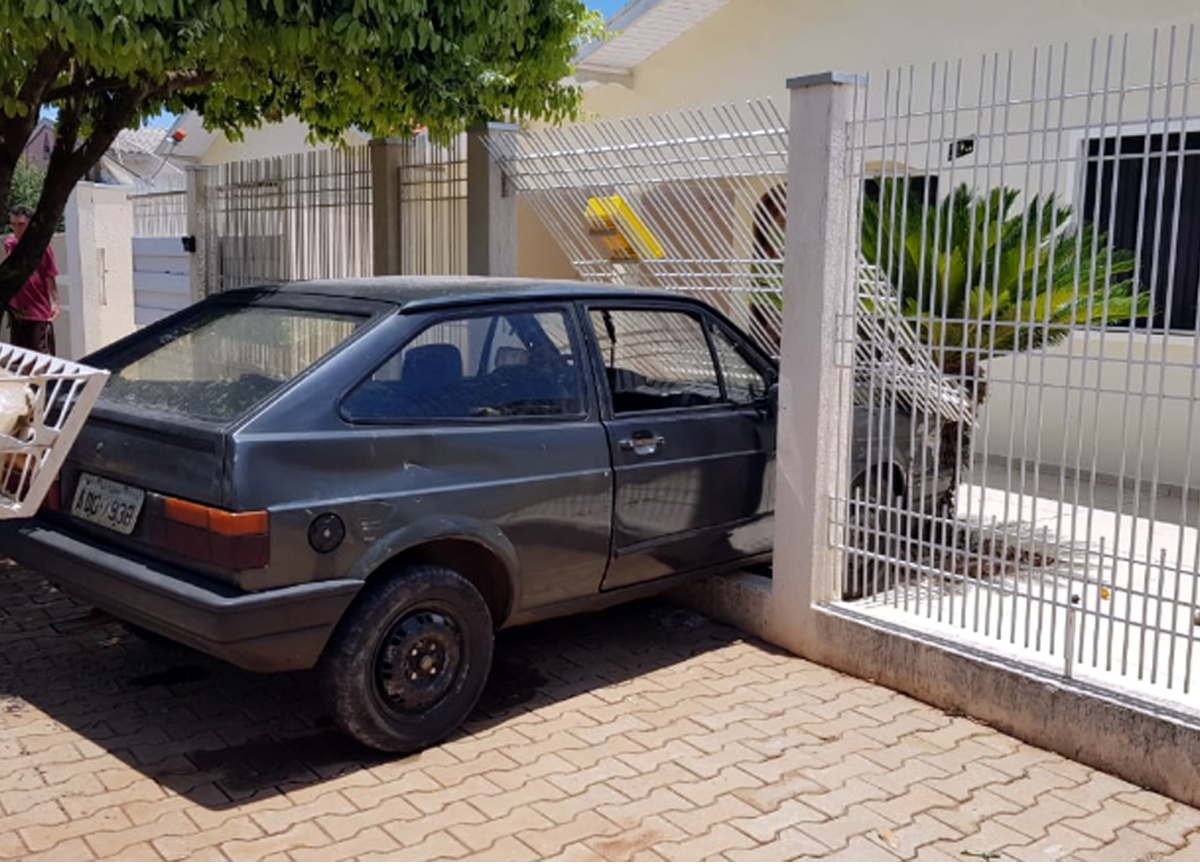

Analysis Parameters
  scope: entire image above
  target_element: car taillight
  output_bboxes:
[146,497,269,570]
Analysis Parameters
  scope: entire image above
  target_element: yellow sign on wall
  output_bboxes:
[585,196,665,262]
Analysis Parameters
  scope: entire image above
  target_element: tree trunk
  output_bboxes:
[0,82,148,311]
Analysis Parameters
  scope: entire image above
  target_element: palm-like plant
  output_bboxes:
[860,181,1147,387]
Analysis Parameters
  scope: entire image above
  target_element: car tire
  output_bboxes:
[318,564,493,754]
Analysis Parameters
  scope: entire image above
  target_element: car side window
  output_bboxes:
[343,309,584,421]
[709,323,769,404]
[589,307,723,414]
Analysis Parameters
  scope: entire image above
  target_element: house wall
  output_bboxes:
[520,0,1200,281]
[22,124,54,171]
[581,0,1198,118]
[516,0,1200,491]
[983,331,1200,490]
[200,117,369,165]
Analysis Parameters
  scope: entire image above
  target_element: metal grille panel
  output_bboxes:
[484,101,789,351]
[208,147,373,292]
[840,27,1200,708]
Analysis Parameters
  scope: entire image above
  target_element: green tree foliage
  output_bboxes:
[4,160,46,215]
[0,0,604,310]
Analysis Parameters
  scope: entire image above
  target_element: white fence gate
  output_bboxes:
[130,185,191,327]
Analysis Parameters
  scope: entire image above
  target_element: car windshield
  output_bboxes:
[99,304,364,423]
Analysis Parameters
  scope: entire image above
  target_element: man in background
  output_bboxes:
[3,205,59,355]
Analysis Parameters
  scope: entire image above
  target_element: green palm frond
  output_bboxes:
[861,180,1149,375]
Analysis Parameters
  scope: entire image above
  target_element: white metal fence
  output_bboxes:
[396,134,468,276]
[208,147,373,292]
[130,187,187,239]
[484,102,790,352]
[842,27,1200,707]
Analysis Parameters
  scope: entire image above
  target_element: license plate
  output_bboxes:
[71,473,145,535]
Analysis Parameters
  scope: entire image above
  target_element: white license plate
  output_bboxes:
[71,473,145,535]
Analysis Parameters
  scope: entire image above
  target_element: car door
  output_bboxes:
[337,304,614,612]
[585,303,776,590]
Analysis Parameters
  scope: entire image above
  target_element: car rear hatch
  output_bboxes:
[44,292,379,583]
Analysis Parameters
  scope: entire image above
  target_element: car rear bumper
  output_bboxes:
[0,519,363,672]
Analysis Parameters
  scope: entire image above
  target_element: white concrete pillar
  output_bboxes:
[765,72,864,656]
[64,182,137,357]
[467,123,519,277]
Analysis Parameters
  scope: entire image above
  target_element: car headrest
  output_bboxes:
[402,344,463,384]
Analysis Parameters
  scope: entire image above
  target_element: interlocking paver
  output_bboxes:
[1072,825,1176,861]
[661,792,761,836]
[988,764,1085,808]
[319,798,423,841]
[1130,805,1200,846]
[725,828,832,860]
[665,764,763,807]
[731,798,827,843]
[821,833,902,862]
[1161,830,1200,861]
[446,805,554,853]
[545,755,641,795]
[863,782,958,825]
[152,816,265,860]
[18,806,131,854]
[650,823,758,861]
[291,825,396,858]
[340,769,442,811]
[868,813,963,860]
[403,774,500,816]
[517,809,622,857]
[1058,792,1157,843]
[597,787,695,830]
[354,828,463,861]
[3,558,1200,863]
[803,776,893,818]
[1005,824,1108,861]
[587,815,691,860]
[87,812,200,859]
[532,781,628,825]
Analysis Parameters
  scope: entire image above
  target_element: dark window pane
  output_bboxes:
[710,324,768,403]
[344,310,583,421]
[590,308,722,414]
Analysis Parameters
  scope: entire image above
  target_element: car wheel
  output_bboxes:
[318,564,493,753]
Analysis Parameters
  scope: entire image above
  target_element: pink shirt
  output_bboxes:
[3,235,58,321]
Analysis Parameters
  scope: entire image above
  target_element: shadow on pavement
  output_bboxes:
[0,559,761,810]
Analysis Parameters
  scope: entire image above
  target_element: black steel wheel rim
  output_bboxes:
[375,609,463,713]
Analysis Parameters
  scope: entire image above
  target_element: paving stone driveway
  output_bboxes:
[3,560,1200,862]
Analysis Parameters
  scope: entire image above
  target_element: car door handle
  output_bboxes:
[619,433,665,455]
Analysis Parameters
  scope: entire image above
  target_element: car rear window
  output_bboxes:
[99,305,364,423]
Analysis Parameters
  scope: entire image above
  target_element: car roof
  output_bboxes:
[244,276,691,311]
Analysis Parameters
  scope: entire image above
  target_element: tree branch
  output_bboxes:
[44,69,218,102]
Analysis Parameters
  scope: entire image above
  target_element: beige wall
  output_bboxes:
[582,0,1199,118]
[982,331,1200,489]
[513,0,1200,283]
[201,117,368,165]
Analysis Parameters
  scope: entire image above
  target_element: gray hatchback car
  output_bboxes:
[1,277,946,752]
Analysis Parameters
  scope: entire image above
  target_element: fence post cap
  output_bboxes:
[787,71,866,89]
